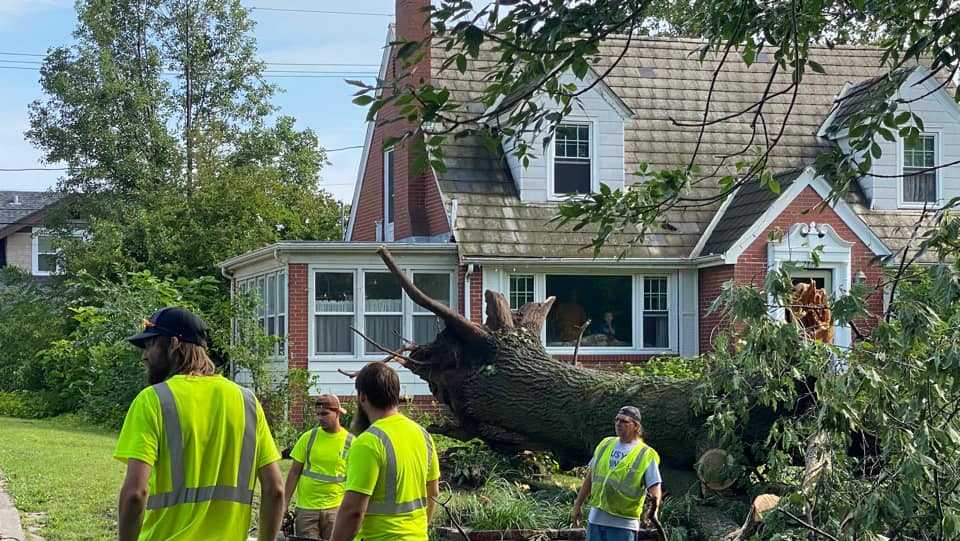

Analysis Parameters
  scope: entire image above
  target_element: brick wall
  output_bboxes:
[350,0,451,242]
[699,186,885,352]
[287,263,309,423]
[457,265,484,323]
[698,264,735,353]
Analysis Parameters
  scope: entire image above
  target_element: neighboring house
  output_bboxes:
[0,191,63,277]
[220,0,956,407]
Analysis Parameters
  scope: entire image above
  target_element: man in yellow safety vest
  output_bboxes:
[115,307,285,541]
[571,406,663,541]
[284,394,354,539]
[330,362,440,541]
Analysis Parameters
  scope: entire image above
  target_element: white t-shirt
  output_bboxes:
[587,439,662,531]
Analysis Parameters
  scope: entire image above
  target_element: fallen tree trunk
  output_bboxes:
[370,247,769,469]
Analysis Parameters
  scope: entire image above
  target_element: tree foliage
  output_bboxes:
[28,0,343,279]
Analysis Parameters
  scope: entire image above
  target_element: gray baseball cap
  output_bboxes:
[617,406,642,424]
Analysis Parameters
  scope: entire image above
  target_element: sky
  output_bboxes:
[0,0,398,203]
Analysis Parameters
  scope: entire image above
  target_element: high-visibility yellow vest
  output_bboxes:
[363,422,434,515]
[588,436,660,519]
[148,380,259,510]
[295,428,353,509]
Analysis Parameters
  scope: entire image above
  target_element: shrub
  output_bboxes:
[626,356,706,380]
[432,477,571,532]
[440,439,513,488]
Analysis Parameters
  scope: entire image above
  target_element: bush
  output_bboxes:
[432,477,572,533]
[626,356,706,380]
[0,267,67,394]
[440,439,513,487]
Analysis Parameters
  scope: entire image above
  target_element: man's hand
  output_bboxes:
[570,503,583,527]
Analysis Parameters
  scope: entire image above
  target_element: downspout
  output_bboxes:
[221,264,235,380]
[464,263,475,322]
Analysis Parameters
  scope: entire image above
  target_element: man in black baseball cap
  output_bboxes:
[115,306,285,541]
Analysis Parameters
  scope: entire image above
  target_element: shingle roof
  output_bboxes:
[825,67,916,136]
[428,37,944,260]
[0,191,60,227]
[701,169,805,256]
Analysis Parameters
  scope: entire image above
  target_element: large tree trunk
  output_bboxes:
[411,328,705,468]
[372,246,737,469]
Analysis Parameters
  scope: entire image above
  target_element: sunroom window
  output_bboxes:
[315,272,355,355]
[364,272,402,353]
[412,272,450,344]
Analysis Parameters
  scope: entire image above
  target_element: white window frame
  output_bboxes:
[897,130,942,209]
[363,269,404,354]
[411,270,455,345]
[309,266,456,361]
[237,268,288,359]
[547,119,600,200]
[502,270,679,355]
[31,228,60,276]
[383,148,396,241]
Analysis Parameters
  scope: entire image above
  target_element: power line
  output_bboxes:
[0,167,68,171]
[325,145,363,152]
[249,6,392,16]
[0,51,44,57]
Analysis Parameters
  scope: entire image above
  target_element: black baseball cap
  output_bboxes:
[126,307,210,349]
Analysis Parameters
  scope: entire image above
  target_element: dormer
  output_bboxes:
[492,69,635,203]
[819,66,960,210]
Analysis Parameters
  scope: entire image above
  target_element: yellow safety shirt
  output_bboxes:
[344,414,440,541]
[114,375,281,541]
[290,427,353,510]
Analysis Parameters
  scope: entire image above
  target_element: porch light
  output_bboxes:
[855,270,867,283]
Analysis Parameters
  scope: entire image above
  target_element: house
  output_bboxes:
[0,190,63,277]
[219,1,956,410]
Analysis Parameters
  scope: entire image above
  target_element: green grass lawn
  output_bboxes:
[0,415,125,541]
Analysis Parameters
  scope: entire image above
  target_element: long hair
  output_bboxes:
[157,336,216,376]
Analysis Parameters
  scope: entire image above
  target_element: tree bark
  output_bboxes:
[374,247,722,469]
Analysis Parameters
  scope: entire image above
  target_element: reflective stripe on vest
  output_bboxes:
[146,382,257,510]
[302,428,354,483]
[364,424,433,515]
[589,437,658,518]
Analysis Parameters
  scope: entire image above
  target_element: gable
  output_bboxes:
[699,168,890,263]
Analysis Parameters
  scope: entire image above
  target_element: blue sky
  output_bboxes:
[0,0,397,202]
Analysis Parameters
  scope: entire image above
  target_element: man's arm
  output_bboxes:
[283,460,304,510]
[257,461,285,541]
[330,490,369,541]
[118,459,151,541]
[426,478,440,522]
[570,469,592,527]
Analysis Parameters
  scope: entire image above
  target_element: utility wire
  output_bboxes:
[0,52,379,68]
[249,7,392,17]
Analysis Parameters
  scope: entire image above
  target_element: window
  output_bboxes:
[553,123,592,195]
[509,275,535,309]
[902,134,937,205]
[412,273,450,344]
[384,149,396,238]
[545,275,633,348]
[32,231,59,275]
[238,269,287,356]
[365,272,402,354]
[315,272,355,355]
[642,277,669,349]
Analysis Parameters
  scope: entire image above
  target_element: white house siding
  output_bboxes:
[5,232,32,272]
[503,71,628,202]
[839,69,960,210]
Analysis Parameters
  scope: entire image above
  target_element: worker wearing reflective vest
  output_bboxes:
[330,362,441,541]
[115,307,285,541]
[571,406,663,541]
[283,394,354,539]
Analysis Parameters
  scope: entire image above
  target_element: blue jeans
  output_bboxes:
[586,522,636,541]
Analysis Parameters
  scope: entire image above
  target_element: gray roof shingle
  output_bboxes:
[427,37,946,260]
[0,191,60,227]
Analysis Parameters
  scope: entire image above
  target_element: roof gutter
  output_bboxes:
[219,242,459,272]
[459,254,725,268]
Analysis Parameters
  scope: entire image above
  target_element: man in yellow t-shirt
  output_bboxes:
[114,307,284,541]
[284,394,354,539]
[330,362,440,541]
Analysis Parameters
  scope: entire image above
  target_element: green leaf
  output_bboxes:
[808,60,825,74]
[352,95,375,106]
[455,53,467,74]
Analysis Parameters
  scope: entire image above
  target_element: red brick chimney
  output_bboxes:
[395,0,434,238]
